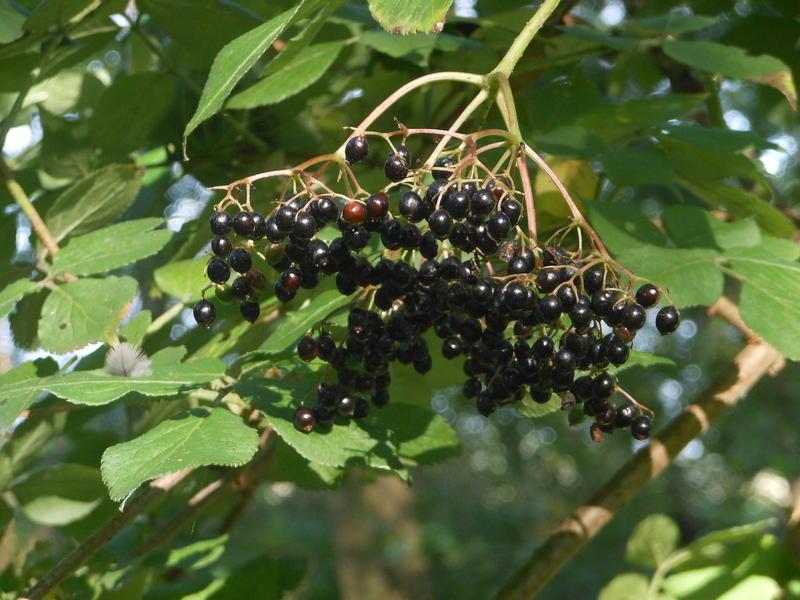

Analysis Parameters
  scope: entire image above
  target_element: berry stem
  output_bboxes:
[424,89,491,167]
[516,154,537,243]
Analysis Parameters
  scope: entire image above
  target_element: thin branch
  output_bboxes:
[22,470,194,600]
[0,158,60,257]
[492,0,563,77]
[495,298,785,600]
[517,154,537,243]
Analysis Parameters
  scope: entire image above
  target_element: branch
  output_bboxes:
[0,158,60,257]
[492,0,562,77]
[22,470,193,600]
[495,298,786,600]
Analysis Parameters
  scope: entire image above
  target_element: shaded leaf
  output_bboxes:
[24,0,102,33]
[598,573,650,600]
[0,279,38,320]
[154,259,207,301]
[662,206,761,251]
[13,463,105,526]
[626,513,681,567]
[588,203,667,254]
[368,0,452,34]
[518,393,560,418]
[661,125,775,153]
[46,164,144,244]
[101,407,258,501]
[625,14,716,35]
[38,276,137,354]
[52,218,172,276]
[0,1,25,44]
[0,359,59,432]
[601,146,675,187]
[615,350,676,373]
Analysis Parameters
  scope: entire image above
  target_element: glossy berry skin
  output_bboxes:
[399,191,424,223]
[231,276,252,300]
[500,197,522,226]
[211,236,232,258]
[622,302,646,330]
[538,295,563,322]
[605,339,629,366]
[630,415,652,440]
[615,402,639,428]
[280,268,303,293]
[487,211,511,240]
[442,336,463,359]
[432,157,454,181]
[193,299,216,327]
[314,197,339,223]
[507,256,533,275]
[536,270,560,293]
[636,283,660,308]
[471,189,494,215]
[345,135,369,163]
[206,258,230,284]
[502,282,528,311]
[232,211,255,237]
[240,300,260,323]
[297,336,319,361]
[366,191,389,219]
[384,154,408,182]
[342,201,366,225]
[250,212,266,239]
[656,306,680,335]
[593,372,616,398]
[428,209,453,239]
[569,302,593,329]
[553,349,575,372]
[419,231,438,259]
[209,211,231,235]
[292,212,317,241]
[246,269,266,290]
[228,248,252,274]
[533,336,555,359]
[337,395,356,416]
[443,189,470,220]
[275,205,297,232]
[582,265,606,294]
[293,406,316,433]
[344,225,369,250]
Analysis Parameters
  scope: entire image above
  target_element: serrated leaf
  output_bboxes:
[13,463,105,526]
[725,252,800,360]
[0,359,59,432]
[368,0,452,34]
[90,73,176,155]
[101,407,258,501]
[616,350,676,373]
[0,279,38,320]
[265,438,343,490]
[663,41,796,108]
[626,513,681,567]
[662,206,761,251]
[38,276,137,354]
[259,288,351,355]
[682,181,794,239]
[52,218,172,275]
[154,259,207,301]
[616,246,723,308]
[518,393,561,418]
[46,165,144,244]
[184,2,319,142]
[598,573,650,600]
[588,203,667,254]
[39,347,225,405]
[600,146,675,187]
[227,41,345,109]
[237,374,459,479]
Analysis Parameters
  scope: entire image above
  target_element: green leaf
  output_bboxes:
[13,463,105,526]
[38,276,138,354]
[90,73,176,155]
[258,288,351,356]
[51,218,172,276]
[625,14,716,35]
[0,1,25,44]
[154,259,207,301]
[40,347,225,405]
[264,438,343,490]
[23,0,102,33]
[682,181,794,239]
[46,164,144,244]
[662,206,761,251]
[661,125,775,153]
[616,246,723,308]
[518,394,561,418]
[598,573,650,600]
[626,513,681,567]
[0,359,59,432]
[683,518,777,559]
[588,203,667,254]
[600,147,675,187]
[368,0,452,34]
[659,137,764,184]
[0,279,38,320]
[237,375,459,479]
[662,41,796,108]
[227,41,345,109]
[359,30,481,65]
[725,252,800,360]
[615,350,676,374]
[120,310,152,347]
[101,407,259,501]
[184,3,317,142]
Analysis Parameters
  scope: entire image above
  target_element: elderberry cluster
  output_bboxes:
[194,133,681,443]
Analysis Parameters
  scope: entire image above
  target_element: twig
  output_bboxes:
[22,470,194,600]
[517,154,537,243]
[495,298,785,600]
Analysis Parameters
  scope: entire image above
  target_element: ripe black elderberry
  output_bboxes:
[615,403,638,428]
[345,135,369,163]
[240,300,260,323]
[292,212,317,241]
[293,406,316,433]
[630,415,652,440]
[210,211,231,235]
[193,299,216,327]
[432,157,454,180]
[211,236,232,257]
[636,283,660,308]
[232,211,255,237]
[206,258,230,284]
[228,248,252,274]
[385,154,409,182]
[656,306,680,335]
[297,336,319,361]
[428,209,453,238]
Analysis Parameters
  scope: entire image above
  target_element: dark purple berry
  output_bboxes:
[345,135,369,163]
[193,299,215,327]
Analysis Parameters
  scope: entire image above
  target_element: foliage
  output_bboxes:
[0,0,798,598]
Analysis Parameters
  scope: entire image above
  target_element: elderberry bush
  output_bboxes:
[193,132,680,443]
